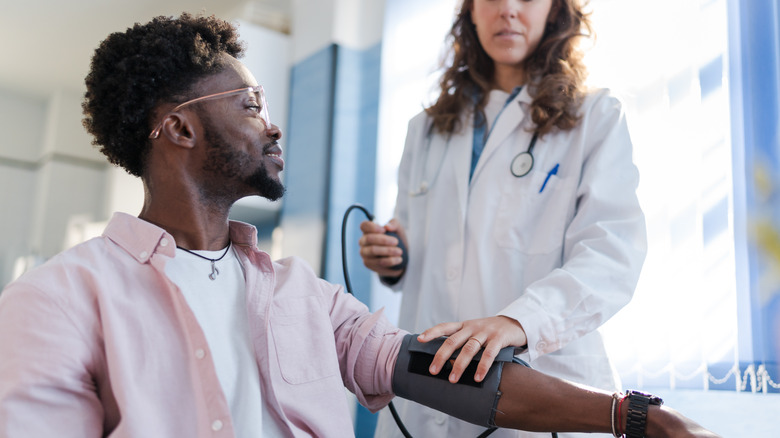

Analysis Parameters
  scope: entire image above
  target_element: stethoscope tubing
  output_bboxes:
[409,125,448,197]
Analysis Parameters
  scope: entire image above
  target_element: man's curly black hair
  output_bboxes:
[82,13,245,177]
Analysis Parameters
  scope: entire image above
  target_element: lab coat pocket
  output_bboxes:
[493,170,575,255]
[271,296,340,384]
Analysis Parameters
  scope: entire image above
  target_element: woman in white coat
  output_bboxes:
[361,0,646,437]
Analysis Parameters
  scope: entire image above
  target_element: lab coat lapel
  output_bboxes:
[472,87,533,182]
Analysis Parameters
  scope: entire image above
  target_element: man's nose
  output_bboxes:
[266,123,282,141]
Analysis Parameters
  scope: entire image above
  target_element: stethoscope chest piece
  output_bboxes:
[510,152,534,177]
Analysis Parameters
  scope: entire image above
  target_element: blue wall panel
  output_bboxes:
[735,0,780,390]
[324,43,383,438]
[282,45,337,272]
[323,43,381,303]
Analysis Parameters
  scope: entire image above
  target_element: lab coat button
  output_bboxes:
[195,349,206,359]
[212,420,223,431]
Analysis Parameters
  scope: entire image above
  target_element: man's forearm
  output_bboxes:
[494,364,720,438]
[494,363,612,432]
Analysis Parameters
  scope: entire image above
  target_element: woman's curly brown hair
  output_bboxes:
[426,0,593,137]
[82,13,245,177]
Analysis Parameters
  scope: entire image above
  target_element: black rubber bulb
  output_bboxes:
[385,230,408,271]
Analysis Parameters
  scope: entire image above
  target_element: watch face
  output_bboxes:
[628,390,664,406]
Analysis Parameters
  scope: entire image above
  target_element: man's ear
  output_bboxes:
[159,113,197,149]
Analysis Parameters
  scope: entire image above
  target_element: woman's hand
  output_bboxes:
[418,316,528,383]
[358,219,407,278]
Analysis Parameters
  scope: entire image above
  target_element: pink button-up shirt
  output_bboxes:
[0,212,405,437]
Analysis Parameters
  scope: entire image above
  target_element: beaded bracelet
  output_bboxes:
[610,392,621,437]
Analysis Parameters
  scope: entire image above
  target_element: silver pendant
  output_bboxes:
[209,261,219,280]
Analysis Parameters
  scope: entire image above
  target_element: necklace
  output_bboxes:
[176,242,231,280]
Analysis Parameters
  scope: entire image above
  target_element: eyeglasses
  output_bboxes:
[148,85,270,139]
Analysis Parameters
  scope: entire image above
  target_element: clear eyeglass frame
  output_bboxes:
[148,85,269,139]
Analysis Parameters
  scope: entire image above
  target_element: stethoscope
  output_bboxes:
[509,132,538,177]
[409,127,539,197]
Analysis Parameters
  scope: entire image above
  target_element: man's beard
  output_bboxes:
[201,123,285,202]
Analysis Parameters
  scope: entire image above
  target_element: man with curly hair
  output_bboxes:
[0,13,717,438]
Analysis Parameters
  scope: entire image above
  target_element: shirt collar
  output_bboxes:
[516,84,533,108]
[102,212,260,264]
[227,220,260,248]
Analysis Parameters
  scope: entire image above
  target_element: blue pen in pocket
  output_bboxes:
[539,163,559,193]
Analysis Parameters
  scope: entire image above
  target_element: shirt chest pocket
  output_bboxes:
[271,296,340,384]
[493,170,575,255]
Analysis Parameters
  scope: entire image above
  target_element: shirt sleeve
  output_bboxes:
[0,283,104,437]
[326,281,407,412]
[498,91,648,360]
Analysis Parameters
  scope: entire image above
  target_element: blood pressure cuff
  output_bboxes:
[391,334,515,428]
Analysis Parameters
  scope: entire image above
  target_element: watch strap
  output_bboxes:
[624,390,663,438]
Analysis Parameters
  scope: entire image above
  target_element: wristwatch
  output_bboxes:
[625,390,663,438]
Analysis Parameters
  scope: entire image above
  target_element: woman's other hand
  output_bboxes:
[358,218,407,279]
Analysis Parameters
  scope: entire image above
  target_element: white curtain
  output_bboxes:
[589,0,742,391]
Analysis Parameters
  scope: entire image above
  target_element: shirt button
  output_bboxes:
[139,251,148,259]
[195,349,205,359]
[435,412,446,425]
[160,238,169,247]
[211,420,223,431]
[536,341,548,352]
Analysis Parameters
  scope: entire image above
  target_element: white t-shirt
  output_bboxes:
[485,88,512,133]
[166,244,283,437]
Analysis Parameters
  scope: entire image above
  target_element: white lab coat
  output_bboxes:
[375,87,647,438]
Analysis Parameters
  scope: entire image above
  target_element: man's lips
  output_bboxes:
[264,142,284,170]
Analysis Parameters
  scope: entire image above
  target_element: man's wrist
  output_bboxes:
[624,390,664,438]
[643,404,667,438]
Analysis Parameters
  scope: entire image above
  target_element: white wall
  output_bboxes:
[0,90,45,162]
[0,90,47,285]
[0,163,37,289]
[291,0,385,63]
[0,86,108,287]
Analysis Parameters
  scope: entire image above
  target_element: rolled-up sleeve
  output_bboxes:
[327,283,407,412]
